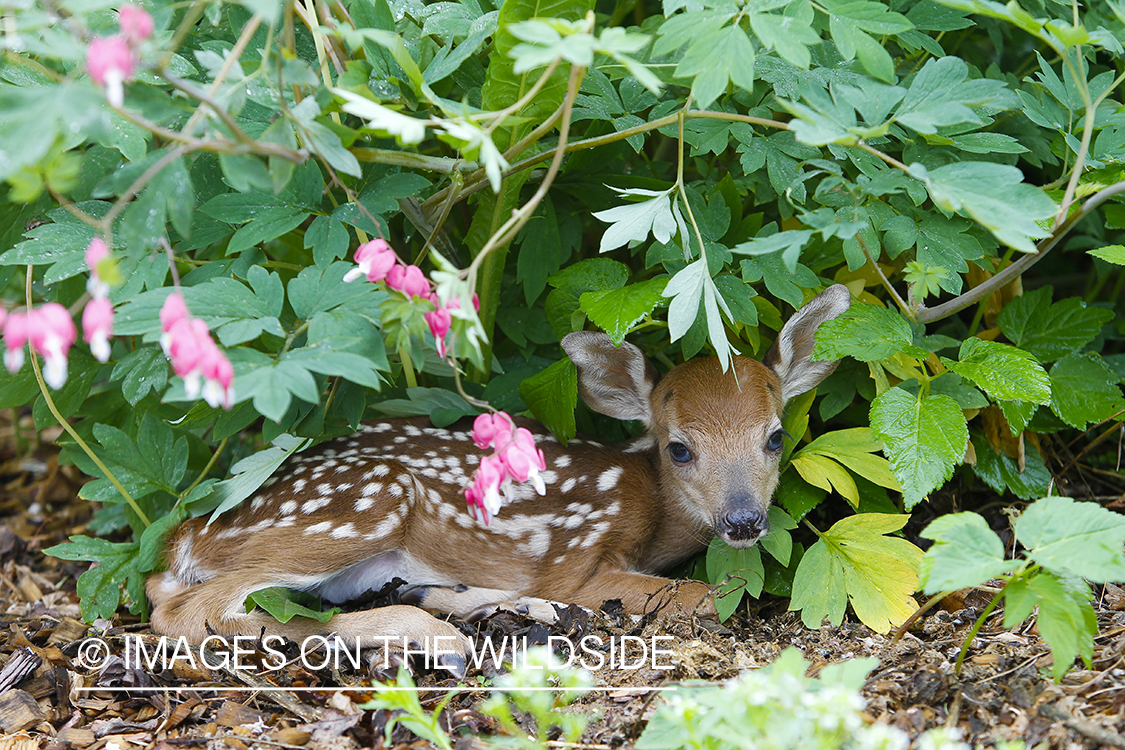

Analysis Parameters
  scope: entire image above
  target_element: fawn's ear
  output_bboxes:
[561,332,658,426]
[765,284,852,402]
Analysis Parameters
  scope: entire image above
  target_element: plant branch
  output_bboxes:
[858,232,911,317]
[462,61,585,280]
[102,145,192,236]
[180,14,264,139]
[351,148,475,174]
[24,268,150,528]
[915,180,1125,323]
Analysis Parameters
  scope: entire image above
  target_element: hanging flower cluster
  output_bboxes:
[464,412,547,525]
[86,4,153,107]
[160,293,235,409]
[2,303,76,390]
[82,238,115,363]
[343,239,478,358]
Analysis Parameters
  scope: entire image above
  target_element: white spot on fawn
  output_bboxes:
[355,497,374,512]
[362,482,382,497]
[597,467,623,491]
[303,497,330,514]
[280,500,297,516]
[560,478,576,494]
[554,455,572,468]
[331,523,358,539]
[305,521,333,535]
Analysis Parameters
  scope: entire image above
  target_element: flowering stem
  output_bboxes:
[24,267,150,528]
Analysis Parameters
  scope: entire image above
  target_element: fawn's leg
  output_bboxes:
[148,572,471,675]
[402,584,565,624]
[566,569,716,618]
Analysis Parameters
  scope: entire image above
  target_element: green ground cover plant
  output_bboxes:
[0,0,1123,688]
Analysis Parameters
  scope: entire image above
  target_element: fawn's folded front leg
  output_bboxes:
[566,569,716,618]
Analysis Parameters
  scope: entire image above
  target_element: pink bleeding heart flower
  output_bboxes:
[86,36,135,108]
[499,427,547,495]
[82,297,115,363]
[466,453,509,524]
[201,347,235,410]
[2,311,27,373]
[168,317,214,398]
[471,412,514,450]
[0,309,6,334]
[424,306,452,357]
[118,4,154,45]
[160,293,189,354]
[386,264,431,299]
[29,303,77,390]
[85,238,111,299]
[344,239,397,283]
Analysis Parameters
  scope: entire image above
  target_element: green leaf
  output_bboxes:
[706,540,764,622]
[942,338,1051,404]
[1088,244,1125,265]
[580,278,668,345]
[797,428,900,492]
[198,435,311,519]
[545,258,629,338]
[760,506,797,566]
[971,437,1051,500]
[894,56,1015,134]
[520,358,577,444]
[919,512,1014,593]
[288,262,383,320]
[1048,352,1125,429]
[45,536,140,622]
[791,513,922,632]
[235,360,322,422]
[674,25,755,108]
[813,304,928,362]
[1014,496,1125,582]
[111,346,170,406]
[998,288,1114,363]
[246,587,340,623]
[739,252,819,309]
[306,215,351,267]
[790,453,859,506]
[1027,571,1097,682]
[909,161,1056,254]
[869,388,968,509]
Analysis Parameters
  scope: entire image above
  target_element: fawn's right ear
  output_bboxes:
[561,332,658,426]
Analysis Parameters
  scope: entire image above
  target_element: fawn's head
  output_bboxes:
[562,284,851,548]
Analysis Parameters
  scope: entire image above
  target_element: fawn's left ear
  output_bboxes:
[765,284,852,402]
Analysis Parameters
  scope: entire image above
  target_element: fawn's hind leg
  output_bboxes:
[147,572,471,675]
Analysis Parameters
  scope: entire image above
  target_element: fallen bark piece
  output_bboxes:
[0,689,47,733]
[0,647,42,695]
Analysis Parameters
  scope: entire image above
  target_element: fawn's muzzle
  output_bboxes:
[715,497,769,546]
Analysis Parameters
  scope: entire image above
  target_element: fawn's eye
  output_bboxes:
[667,442,693,464]
[766,430,785,453]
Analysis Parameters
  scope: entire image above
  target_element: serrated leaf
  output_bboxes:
[791,513,922,632]
[942,337,1051,404]
[813,303,928,362]
[520,358,577,444]
[1048,352,1125,429]
[246,587,340,623]
[971,437,1051,500]
[869,388,968,509]
[580,278,668,345]
[919,512,1014,593]
[1088,244,1125,265]
[999,288,1114,363]
[1028,571,1097,682]
[662,257,734,370]
[1014,496,1125,582]
[45,536,140,621]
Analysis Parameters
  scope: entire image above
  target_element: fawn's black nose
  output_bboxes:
[717,495,769,546]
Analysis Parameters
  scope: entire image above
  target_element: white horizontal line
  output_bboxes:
[74,686,677,693]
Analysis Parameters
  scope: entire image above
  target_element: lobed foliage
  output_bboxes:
[1,0,1124,681]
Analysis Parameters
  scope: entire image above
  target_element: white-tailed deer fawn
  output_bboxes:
[147,285,851,674]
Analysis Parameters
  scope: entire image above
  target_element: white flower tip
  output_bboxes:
[343,267,364,283]
[92,336,111,363]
